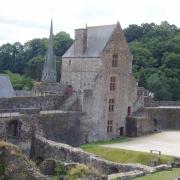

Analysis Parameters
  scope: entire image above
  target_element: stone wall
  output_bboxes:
[0,95,67,111]
[38,111,88,146]
[32,136,157,175]
[144,107,180,130]
[127,107,180,136]
[144,96,180,107]
[0,110,89,151]
[61,57,101,90]
[126,116,154,137]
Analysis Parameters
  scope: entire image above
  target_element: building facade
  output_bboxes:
[61,22,138,141]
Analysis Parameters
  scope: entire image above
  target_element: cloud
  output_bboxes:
[0,16,48,29]
[0,0,180,45]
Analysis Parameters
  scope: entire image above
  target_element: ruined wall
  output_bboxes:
[0,113,42,156]
[145,107,180,130]
[0,109,89,151]
[126,116,153,137]
[0,95,67,111]
[127,107,180,136]
[38,111,88,146]
[32,136,156,175]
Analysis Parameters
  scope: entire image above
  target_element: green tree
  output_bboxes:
[54,31,73,57]
[26,56,44,81]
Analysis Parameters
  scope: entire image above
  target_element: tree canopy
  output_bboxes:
[0,31,73,89]
[0,21,179,100]
[124,21,180,100]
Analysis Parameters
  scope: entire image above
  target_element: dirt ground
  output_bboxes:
[102,131,180,157]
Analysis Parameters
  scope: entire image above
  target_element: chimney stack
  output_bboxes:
[74,27,87,55]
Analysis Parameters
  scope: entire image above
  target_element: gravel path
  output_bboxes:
[102,131,180,157]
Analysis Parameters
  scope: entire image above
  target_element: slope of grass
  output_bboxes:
[81,138,173,165]
[134,168,180,180]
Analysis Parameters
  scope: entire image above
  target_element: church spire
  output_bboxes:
[41,19,57,82]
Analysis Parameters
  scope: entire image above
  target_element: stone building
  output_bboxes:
[61,22,138,141]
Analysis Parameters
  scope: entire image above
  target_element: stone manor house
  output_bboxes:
[61,22,138,140]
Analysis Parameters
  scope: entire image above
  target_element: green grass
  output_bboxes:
[81,137,173,165]
[134,168,180,180]
[81,137,128,148]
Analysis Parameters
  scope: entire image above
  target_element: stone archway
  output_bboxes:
[6,119,22,138]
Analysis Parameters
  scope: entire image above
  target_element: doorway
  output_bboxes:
[153,118,158,131]
[119,127,124,136]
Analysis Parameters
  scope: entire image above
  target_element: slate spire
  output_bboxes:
[41,19,57,82]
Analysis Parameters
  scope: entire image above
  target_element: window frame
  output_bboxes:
[112,54,118,67]
[110,76,116,91]
[107,120,113,133]
[108,98,115,112]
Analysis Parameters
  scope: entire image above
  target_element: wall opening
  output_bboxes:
[119,127,124,136]
[153,118,158,131]
[107,120,113,134]
[108,166,119,174]
[6,119,22,138]
[127,106,131,116]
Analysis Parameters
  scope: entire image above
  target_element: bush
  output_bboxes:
[68,164,91,180]
[4,70,33,90]
[53,162,67,180]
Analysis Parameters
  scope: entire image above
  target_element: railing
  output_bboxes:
[150,149,161,155]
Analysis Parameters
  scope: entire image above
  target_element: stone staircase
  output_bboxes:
[59,93,81,111]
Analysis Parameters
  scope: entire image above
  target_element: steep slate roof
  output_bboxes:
[63,24,116,58]
[0,75,16,97]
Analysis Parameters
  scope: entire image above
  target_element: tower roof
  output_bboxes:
[41,19,57,82]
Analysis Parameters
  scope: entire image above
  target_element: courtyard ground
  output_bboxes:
[102,130,180,157]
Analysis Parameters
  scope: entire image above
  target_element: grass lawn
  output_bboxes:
[81,137,174,165]
[134,168,180,180]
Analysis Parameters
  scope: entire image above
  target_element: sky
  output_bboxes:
[0,0,180,45]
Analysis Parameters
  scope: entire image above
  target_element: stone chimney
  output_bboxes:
[74,28,87,55]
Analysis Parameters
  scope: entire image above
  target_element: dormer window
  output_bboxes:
[112,54,118,67]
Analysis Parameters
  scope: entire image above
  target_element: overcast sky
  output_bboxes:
[0,0,180,45]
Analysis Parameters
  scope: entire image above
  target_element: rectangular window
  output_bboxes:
[110,76,116,91]
[112,54,118,67]
[109,98,115,112]
[107,120,113,133]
